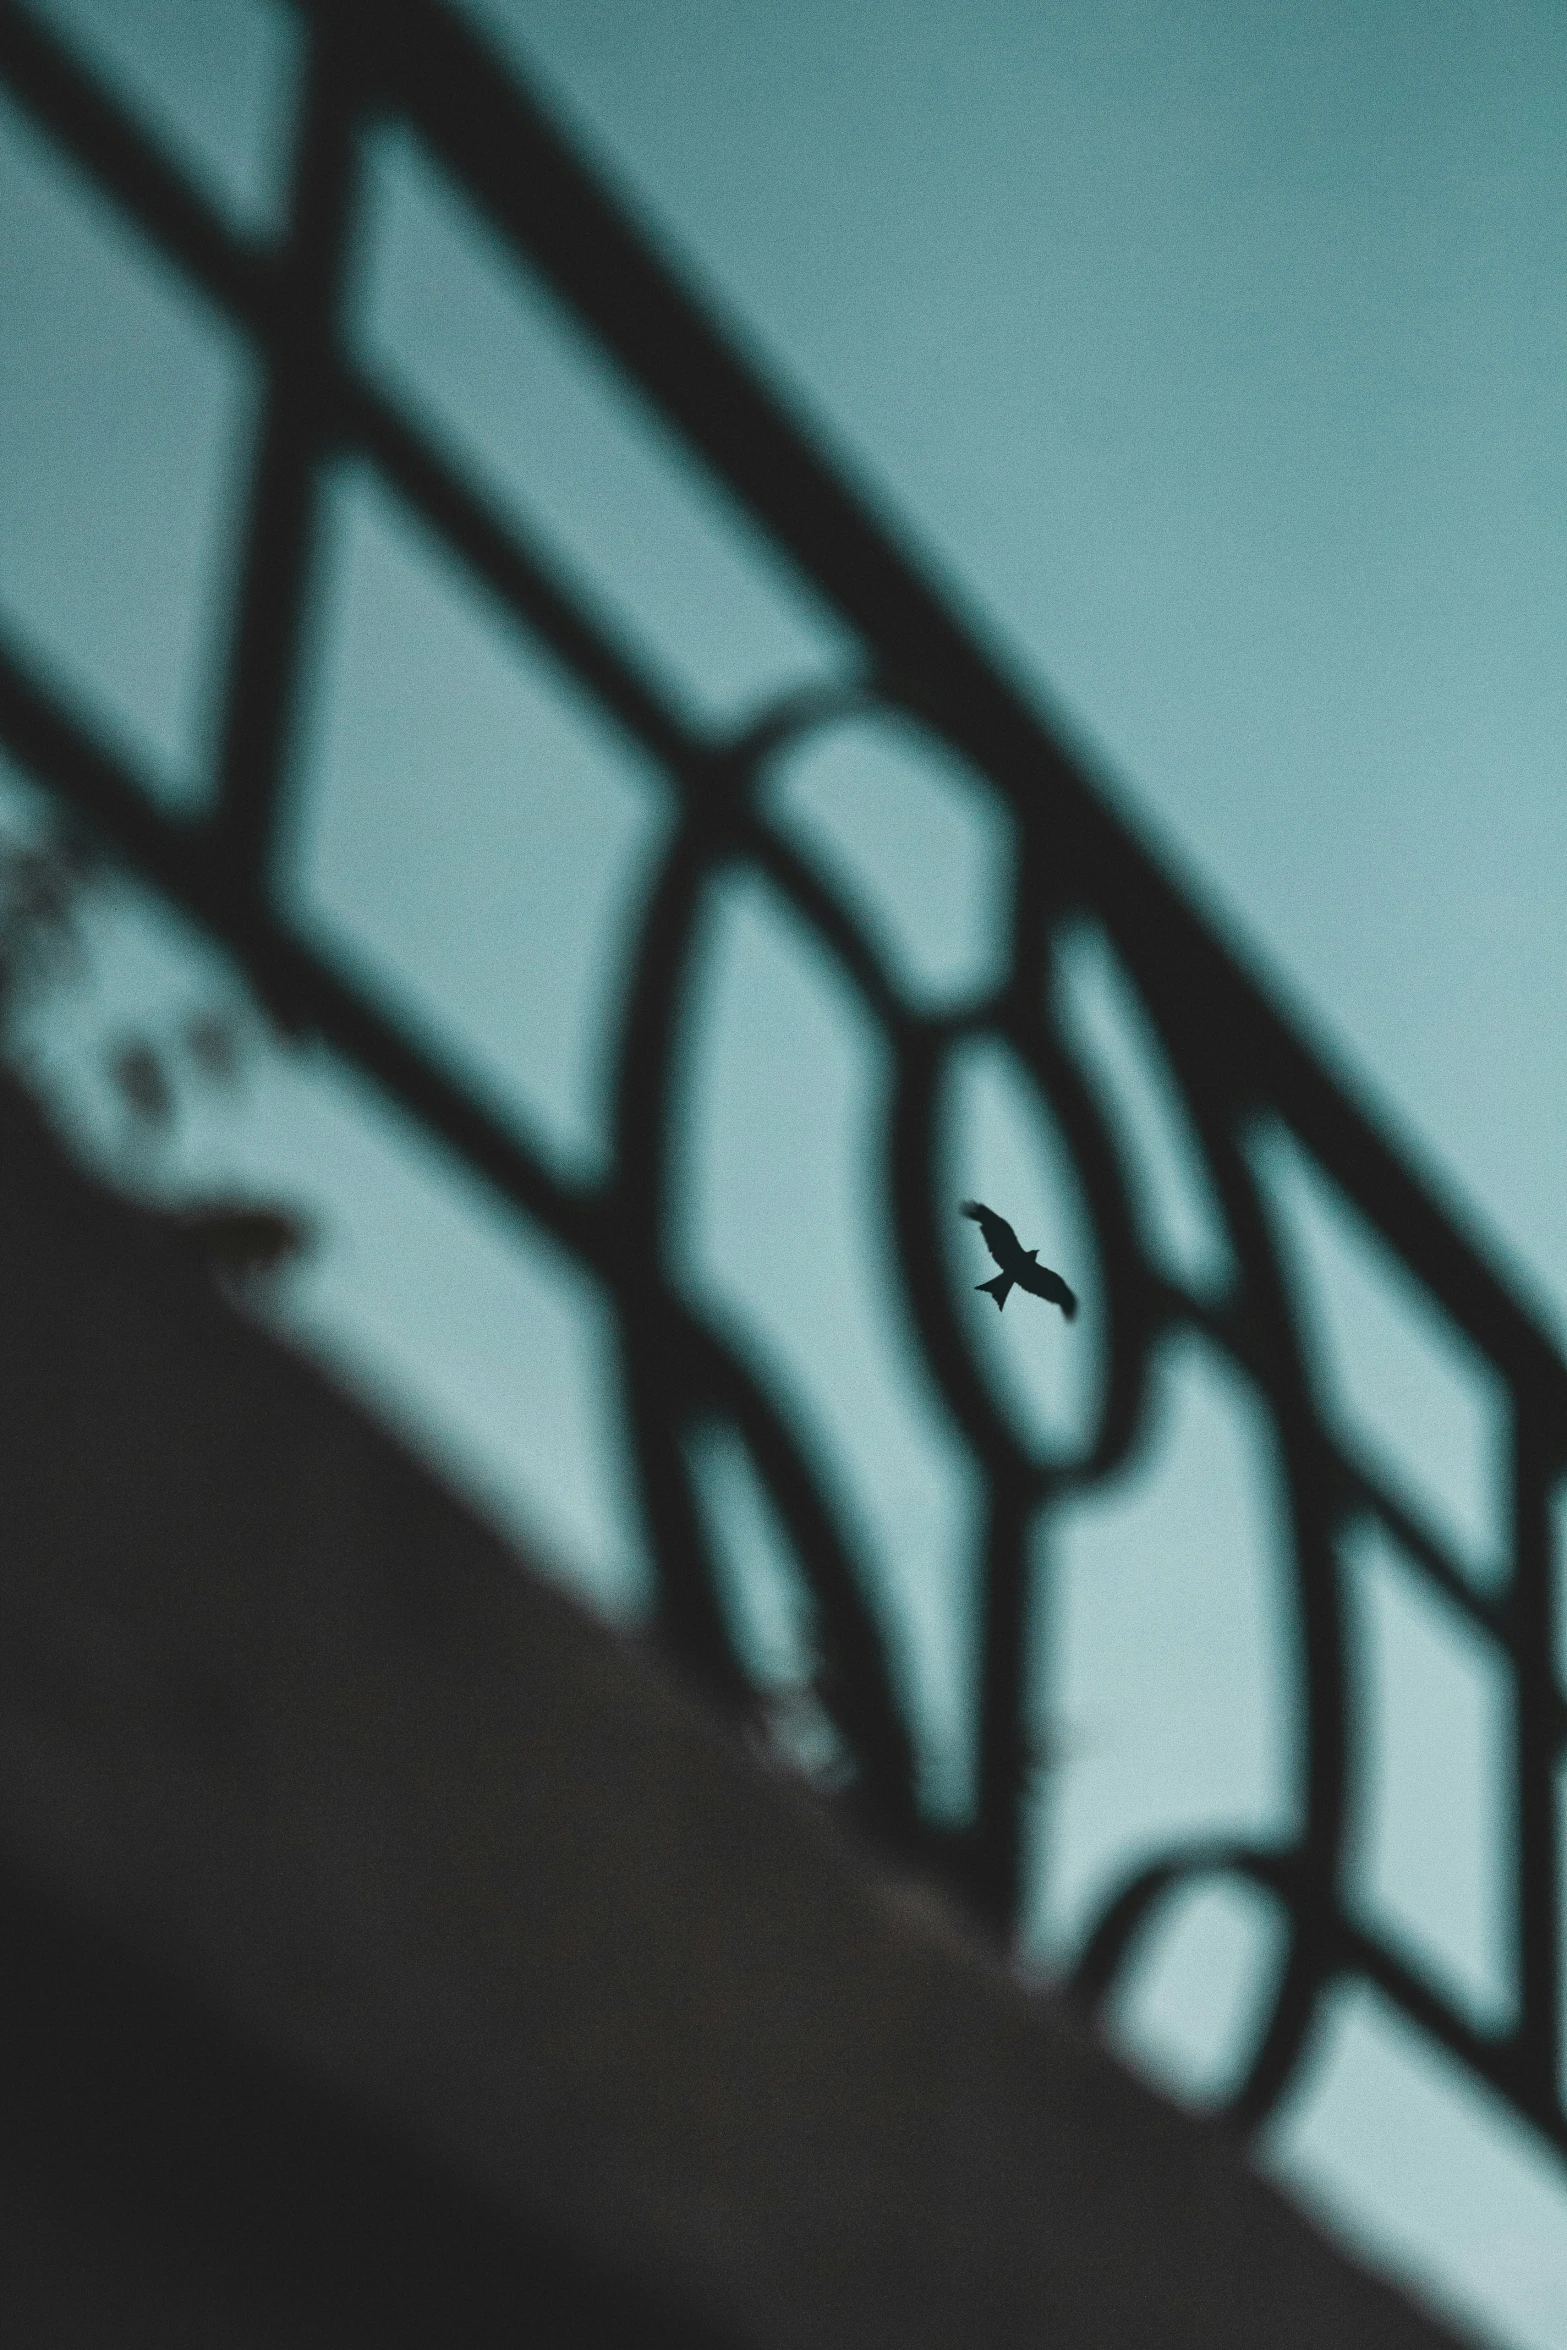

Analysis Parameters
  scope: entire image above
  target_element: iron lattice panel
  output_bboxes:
[0,0,1563,2150]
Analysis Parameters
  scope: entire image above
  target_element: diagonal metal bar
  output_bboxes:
[341,374,708,783]
[0,636,609,1272]
[0,0,275,309]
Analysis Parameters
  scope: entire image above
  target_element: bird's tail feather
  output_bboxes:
[976,1272,1013,1310]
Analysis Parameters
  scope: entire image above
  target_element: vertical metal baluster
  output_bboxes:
[210,13,362,906]
[1511,1399,1561,2122]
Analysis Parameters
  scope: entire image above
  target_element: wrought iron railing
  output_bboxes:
[1,0,1563,2158]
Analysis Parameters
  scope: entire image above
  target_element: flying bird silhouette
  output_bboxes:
[961,1201,1078,1319]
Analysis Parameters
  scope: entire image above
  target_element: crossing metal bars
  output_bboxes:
[1,0,1562,2152]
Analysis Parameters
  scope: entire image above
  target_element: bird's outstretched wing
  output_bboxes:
[961,1199,1023,1274]
[1019,1261,1079,1320]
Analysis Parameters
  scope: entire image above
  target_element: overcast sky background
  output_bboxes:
[2,3,1565,2344]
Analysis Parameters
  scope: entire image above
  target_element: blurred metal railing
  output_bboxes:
[0,0,1562,2153]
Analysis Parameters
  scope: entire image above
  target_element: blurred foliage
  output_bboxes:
[0,816,314,1292]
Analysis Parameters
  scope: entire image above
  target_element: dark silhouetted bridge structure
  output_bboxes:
[0,0,1560,2338]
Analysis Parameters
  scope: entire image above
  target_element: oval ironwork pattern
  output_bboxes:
[0,0,1562,2160]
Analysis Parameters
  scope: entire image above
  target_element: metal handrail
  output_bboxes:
[0,0,1561,2150]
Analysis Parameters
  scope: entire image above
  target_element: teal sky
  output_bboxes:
[2,4,1565,2344]
[492,0,1567,1324]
